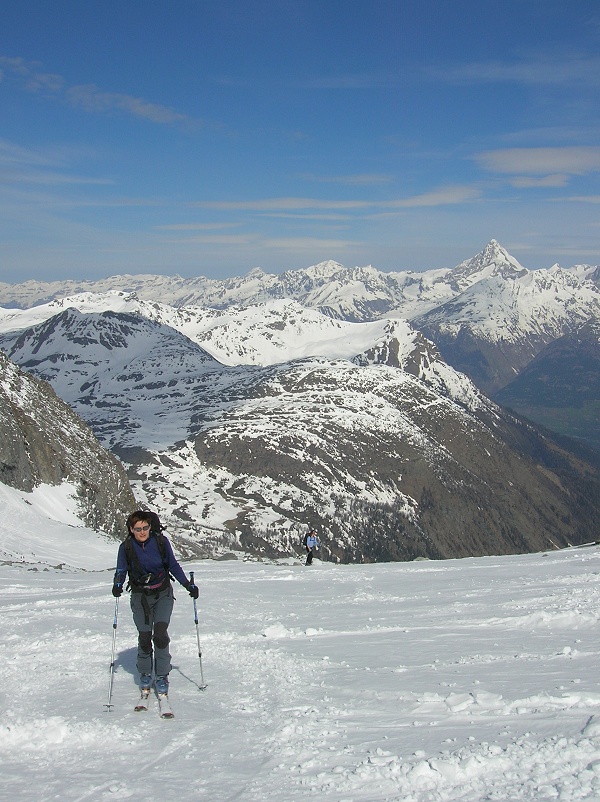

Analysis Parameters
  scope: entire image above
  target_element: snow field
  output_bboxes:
[2,547,600,800]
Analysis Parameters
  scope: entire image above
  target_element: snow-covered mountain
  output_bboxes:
[0,350,135,538]
[2,240,597,374]
[0,294,426,368]
[1,306,598,561]
[1,240,599,558]
[1,240,598,398]
[413,242,600,395]
[553,261,600,285]
[1,240,597,325]
[0,260,454,320]
[3,238,598,451]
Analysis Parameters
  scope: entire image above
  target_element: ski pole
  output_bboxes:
[190,571,207,690]
[104,596,119,711]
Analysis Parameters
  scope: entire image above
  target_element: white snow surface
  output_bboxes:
[0,293,420,367]
[2,489,600,801]
[0,483,116,569]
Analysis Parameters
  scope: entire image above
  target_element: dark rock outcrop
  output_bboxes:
[0,351,136,538]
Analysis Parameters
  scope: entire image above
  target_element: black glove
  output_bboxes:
[188,584,199,599]
[112,583,123,597]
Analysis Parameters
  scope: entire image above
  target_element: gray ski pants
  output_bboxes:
[130,584,174,677]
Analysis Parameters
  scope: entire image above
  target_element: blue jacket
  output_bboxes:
[113,534,189,589]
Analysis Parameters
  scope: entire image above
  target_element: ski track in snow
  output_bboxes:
[2,549,600,801]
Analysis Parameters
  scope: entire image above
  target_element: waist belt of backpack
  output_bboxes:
[131,577,170,625]
[130,574,169,593]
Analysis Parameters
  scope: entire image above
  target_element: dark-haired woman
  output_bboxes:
[111,510,198,695]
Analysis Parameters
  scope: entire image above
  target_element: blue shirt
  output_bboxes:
[114,534,189,588]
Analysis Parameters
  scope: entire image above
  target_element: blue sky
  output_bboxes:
[1,0,600,282]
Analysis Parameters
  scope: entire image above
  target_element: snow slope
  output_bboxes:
[0,483,117,569]
[2,495,600,801]
[0,293,422,367]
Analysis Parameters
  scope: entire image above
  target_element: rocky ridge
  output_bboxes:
[0,350,136,538]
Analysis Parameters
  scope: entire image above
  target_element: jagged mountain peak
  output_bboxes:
[450,240,526,290]
[245,267,267,278]
[550,262,600,285]
[304,260,347,275]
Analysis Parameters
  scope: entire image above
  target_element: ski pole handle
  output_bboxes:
[190,571,199,624]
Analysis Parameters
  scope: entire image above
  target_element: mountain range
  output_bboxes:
[1,239,598,450]
[1,242,599,561]
[1,239,598,322]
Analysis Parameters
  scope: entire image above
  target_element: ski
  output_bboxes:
[134,689,151,712]
[157,693,174,719]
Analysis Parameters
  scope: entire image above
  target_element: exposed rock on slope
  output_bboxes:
[0,351,136,538]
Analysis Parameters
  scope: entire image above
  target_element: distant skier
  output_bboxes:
[111,510,198,696]
[303,528,319,565]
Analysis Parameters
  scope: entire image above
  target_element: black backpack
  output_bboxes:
[124,511,170,588]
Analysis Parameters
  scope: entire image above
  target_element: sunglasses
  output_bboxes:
[132,524,151,533]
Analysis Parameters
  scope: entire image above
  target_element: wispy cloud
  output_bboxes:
[562,195,600,204]
[498,126,600,147]
[430,56,600,88]
[158,230,358,252]
[387,186,479,207]
[0,138,69,168]
[0,169,112,186]
[156,222,240,231]
[193,197,371,211]
[0,55,191,126]
[510,174,570,188]
[162,233,259,246]
[66,84,187,124]
[257,213,351,221]
[297,73,396,90]
[0,138,112,187]
[54,197,165,208]
[300,173,395,186]
[475,147,600,176]
[0,55,64,92]
[193,186,478,213]
[301,55,600,92]
[281,55,600,94]
[263,237,358,250]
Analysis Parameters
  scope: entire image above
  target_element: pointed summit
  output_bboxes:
[450,240,526,290]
